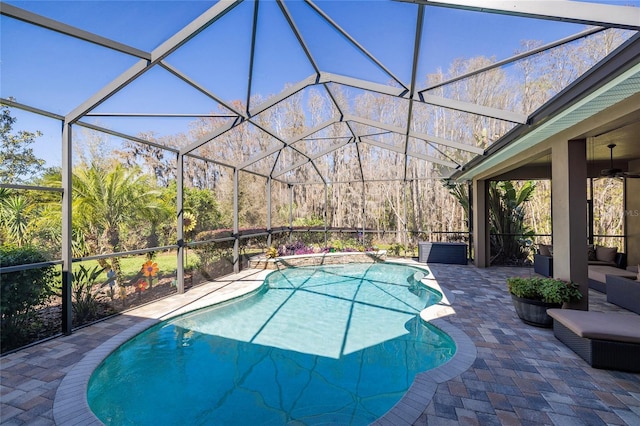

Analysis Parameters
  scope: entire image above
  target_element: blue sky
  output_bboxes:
[1,0,638,169]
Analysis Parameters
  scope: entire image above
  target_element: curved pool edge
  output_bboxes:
[53,263,476,426]
[53,319,158,425]
[53,270,269,426]
[374,269,477,426]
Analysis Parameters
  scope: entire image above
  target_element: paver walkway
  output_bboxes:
[1,263,639,425]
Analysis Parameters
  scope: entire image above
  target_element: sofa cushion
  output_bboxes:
[606,275,640,314]
[547,309,640,344]
[596,245,617,263]
[588,265,637,284]
[588,260,616,266]
[587,244,597,261]
[539,244,552,256]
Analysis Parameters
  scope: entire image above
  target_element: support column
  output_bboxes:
[362,182,366,246]
[472,179,490,268]
[266,177,272,248]
[468,181,474,261]
[233,168,239,273]
[288,184,293,242]
[403,181,408,255]
[552,139,588,310]
[625,159,640,266]
[61,122,73,334]
[324,184,328,247]
[176,153,185,293]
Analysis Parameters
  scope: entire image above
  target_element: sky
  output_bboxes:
[1,0,638,170]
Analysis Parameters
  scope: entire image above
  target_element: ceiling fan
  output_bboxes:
[600,144,640,179]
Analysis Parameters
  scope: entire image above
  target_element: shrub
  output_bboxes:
[193,230,234,268]
[506,276,582,304]
[72,264,107,325]
[1,245,57,351]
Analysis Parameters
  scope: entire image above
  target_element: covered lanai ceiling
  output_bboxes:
[2,0,639,185]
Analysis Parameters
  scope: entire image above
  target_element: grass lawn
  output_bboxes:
[72,247,263,284]
[73,250,201,283]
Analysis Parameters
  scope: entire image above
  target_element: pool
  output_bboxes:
[88,262,455,425]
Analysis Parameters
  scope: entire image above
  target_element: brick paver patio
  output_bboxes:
[1,262,639,425]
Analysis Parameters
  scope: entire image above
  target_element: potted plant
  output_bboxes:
[506,276,582,327]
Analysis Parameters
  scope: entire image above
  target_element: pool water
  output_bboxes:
[88,263,455,425]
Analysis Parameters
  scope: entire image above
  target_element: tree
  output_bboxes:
[72,163,165,275]
[488,181,536,265]
[0,104,45,184]
[0,194,35,247]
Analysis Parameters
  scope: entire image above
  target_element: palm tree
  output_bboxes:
[0,193,35,247]
[447,180,536,265]
[72,163,165,276]
[488,181,536,264]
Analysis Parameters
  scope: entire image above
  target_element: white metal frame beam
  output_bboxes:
[396,0,640,30]
[0,3,151,59]
[305,0,408,90]
[65,0,242,123]
[421,26,606,93]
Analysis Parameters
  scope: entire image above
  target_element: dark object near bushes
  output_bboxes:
[1,245,57,352]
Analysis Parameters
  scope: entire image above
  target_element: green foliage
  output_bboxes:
[0,104,45,184]
[72,264,108,325]
[293,216,324,227]
[488,181,536,265]
[73,163,166,276]
[0,245,57,351]
[447,180,537,265]
[389,243,405,256]
[445,182,470,219]
[184,185,224,234]
[506,276,582,304]
[0,193,35,246]
[192,230,234,270]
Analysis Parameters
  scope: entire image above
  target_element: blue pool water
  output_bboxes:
[88,263,455,425]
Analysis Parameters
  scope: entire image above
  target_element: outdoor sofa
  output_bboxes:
[605,274,640,315]
[547,309,640,372]
[533,244,633,293]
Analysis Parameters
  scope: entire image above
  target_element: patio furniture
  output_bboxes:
[547,309,640,372]
[533,244,631,294]
[606,274,640,314]
[533,253,553,277]
[588,262,635,293]
[418,242,467,265]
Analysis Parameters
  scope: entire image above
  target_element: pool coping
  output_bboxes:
[53,262,476,425]
[375,271,476,425]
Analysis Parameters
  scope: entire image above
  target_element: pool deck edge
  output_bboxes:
[52,269,270,425]
[52,262,474,426]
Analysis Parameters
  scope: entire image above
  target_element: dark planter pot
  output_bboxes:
[510,294,561,328]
